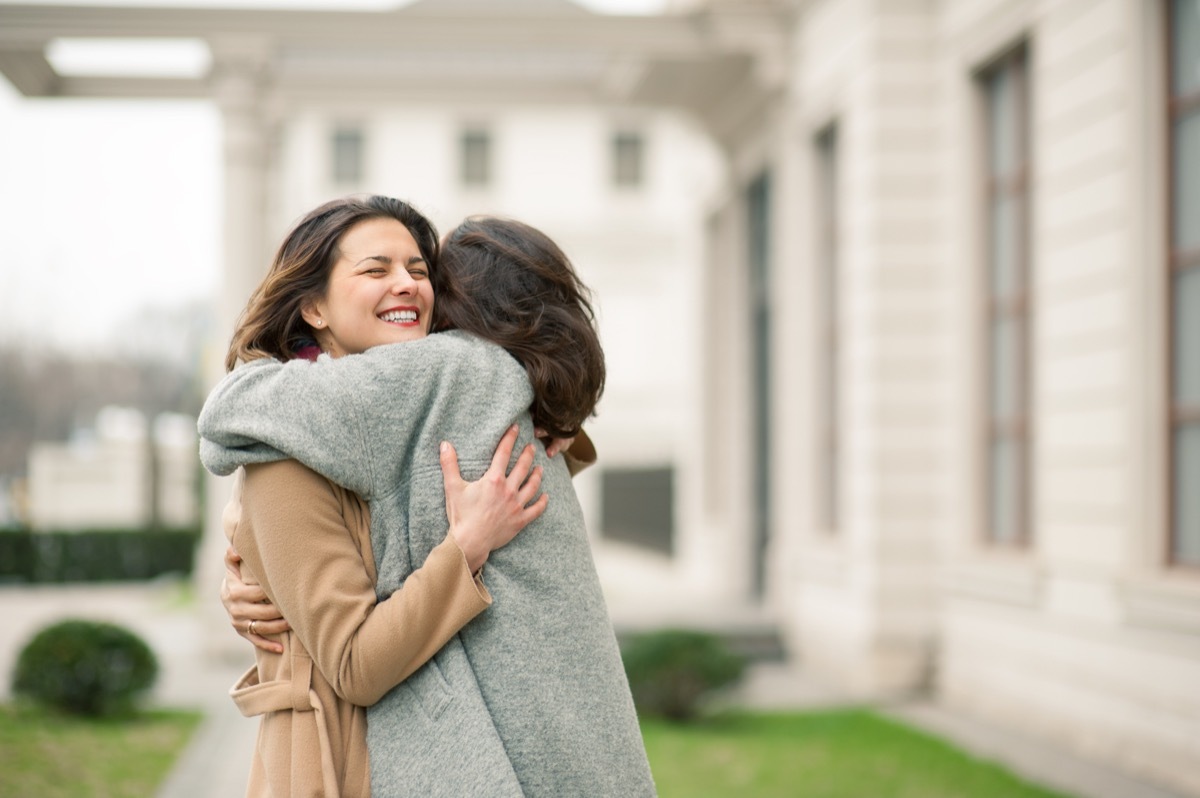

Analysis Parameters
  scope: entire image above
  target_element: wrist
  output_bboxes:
[449,524,488,575]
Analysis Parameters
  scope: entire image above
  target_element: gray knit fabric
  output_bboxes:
[199,331,655,798]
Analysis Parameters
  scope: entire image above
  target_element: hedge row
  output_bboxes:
[0,527,201,583]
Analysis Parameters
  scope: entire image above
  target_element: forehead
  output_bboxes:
[338,217,421,256]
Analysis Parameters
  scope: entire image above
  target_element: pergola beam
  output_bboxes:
[0,2,789,106]
[0,46,58,95]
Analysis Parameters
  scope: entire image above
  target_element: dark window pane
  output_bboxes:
[824,448,839,531]
[461,129,490,187]
[985,66,1017,176]
[332,128,363,184]
[747,172,772,591]
[600,467,674,555]
[816,125,839,534]
[988,437,1022,544]
[1172,0,1200,96]
[1175,267,1200,405]
[613,132,643,187]
[1173,422,1200,565]
[980,48,1029,548]
[989,193,1022,298]
[1173,111,1200,252]
[990,316,1022,421]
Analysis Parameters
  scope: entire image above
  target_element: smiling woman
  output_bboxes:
[223,195,439,370]
[301,217,435,358]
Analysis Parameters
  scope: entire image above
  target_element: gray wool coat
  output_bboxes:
[199,331,655,798]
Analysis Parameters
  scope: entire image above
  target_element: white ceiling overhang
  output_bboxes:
[0,1,791,114]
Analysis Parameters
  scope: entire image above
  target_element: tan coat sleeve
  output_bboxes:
[234,459,492,707]
[562,428,597,477]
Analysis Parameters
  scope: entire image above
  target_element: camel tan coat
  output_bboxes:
[224,460,492,798]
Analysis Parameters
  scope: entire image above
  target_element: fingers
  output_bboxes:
[544,436,575,458]
[489,424,520,473]
[523,492,550,524]
[439,440,464,495]
[250,618,291,636]
[237,600,285,622]
[507,442,537,488]
[244,625,285,655]
[226,578,270,605]
[515,463,544,508]
[223,545,243,581]
[231,608,288,654]
[250,637,283,655]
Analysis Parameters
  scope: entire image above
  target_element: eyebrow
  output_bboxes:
[354,255,426,267]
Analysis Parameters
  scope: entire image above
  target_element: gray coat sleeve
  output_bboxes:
[197,355,378,495]
[197,332,533,499]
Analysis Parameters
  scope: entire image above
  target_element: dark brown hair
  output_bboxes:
[225,195,440,371]
[434,216,605,437]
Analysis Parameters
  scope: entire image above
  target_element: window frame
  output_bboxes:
[978,43,1033,548]
[599,465,675,556]
[460,126,492,188]
[612,130,645,188]
[1167,0,1200,568]
[814,122,840,534]
[331,125,365,186]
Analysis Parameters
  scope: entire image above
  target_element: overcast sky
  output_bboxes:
[0,0,665,352]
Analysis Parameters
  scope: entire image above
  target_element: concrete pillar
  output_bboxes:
[197,36,272,659]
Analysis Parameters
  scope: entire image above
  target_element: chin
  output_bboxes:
[377,330,425,347]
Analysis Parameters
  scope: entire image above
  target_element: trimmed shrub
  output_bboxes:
[0,530,34,582]
[12,619,159,716]
[0,527,201,584]
[621,629,747,721]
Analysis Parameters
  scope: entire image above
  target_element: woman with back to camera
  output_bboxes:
[201,196,655,797]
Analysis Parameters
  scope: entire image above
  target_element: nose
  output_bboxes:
[389,269,417,295]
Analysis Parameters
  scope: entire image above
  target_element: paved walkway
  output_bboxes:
[0,583,1189,798]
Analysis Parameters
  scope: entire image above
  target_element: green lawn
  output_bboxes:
[0,703,1073,798]
[642,709,1075,798]
[0,704,201,798]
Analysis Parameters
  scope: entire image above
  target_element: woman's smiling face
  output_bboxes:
[303,217,435,357]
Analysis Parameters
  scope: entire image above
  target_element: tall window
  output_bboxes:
[1169,0,1200,566]
[460,127,491,187]
[612,131,644,188]
[815,124,840,533]
[747,172,772,596]
[600,466,674,555]
[980,45,1031,546]
[331,126,364,185]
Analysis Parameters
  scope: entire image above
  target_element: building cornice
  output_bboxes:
[0,1,793,135]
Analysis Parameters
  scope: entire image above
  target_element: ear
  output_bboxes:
[300,299,326,330]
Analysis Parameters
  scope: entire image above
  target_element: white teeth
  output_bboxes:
[380,310,417,323]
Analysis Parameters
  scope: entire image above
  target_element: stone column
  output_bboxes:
[197,36,272,660]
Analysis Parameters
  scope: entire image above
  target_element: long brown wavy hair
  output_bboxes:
[224,195,441,371]
[433,216,606,437]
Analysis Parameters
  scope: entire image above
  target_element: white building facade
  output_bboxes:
[655,0,1199,794]
[268,99,721,547]
[1,0,1197,794]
